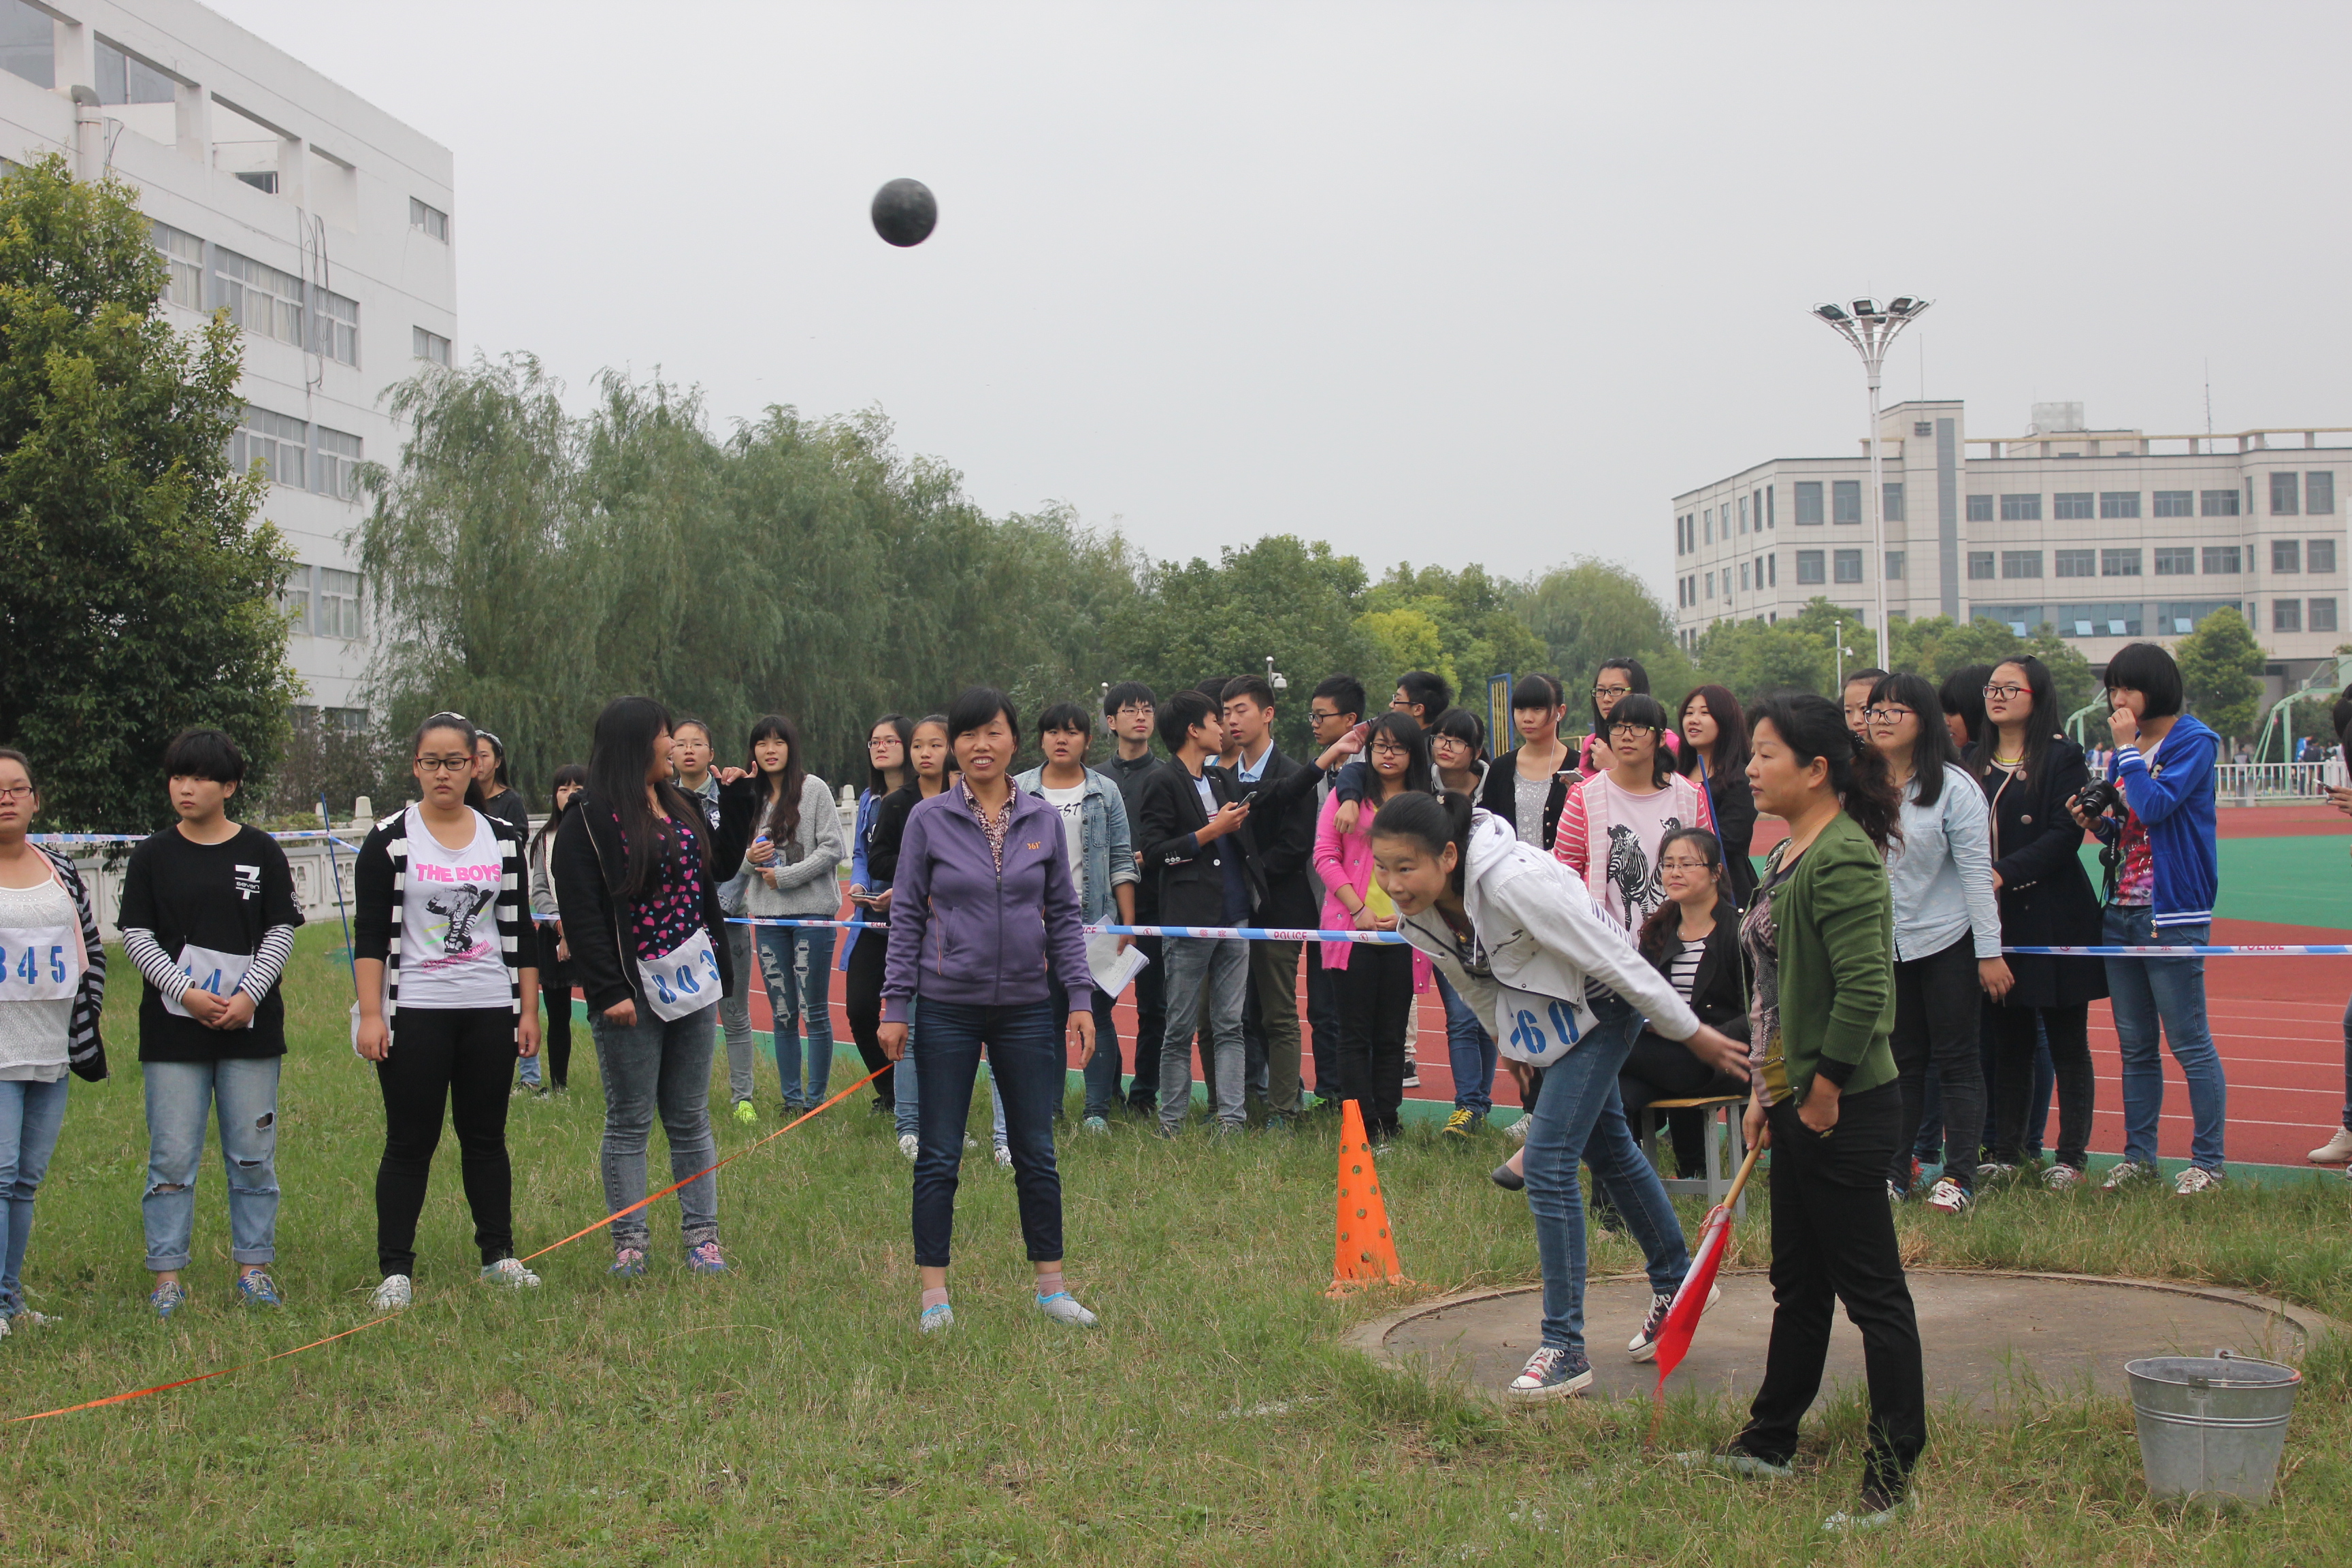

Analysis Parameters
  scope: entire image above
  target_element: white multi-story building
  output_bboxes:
[1671,398,2350,681]
[0,0,454,721]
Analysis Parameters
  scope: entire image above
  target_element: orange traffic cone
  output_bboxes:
[1328,1100,1411,1296]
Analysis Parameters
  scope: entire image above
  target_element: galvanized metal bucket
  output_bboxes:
[2125,1349,2301,1505]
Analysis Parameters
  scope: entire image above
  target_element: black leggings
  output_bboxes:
[374,1005,518,1276]
[1336,943,1414,1136]
[537,923,574,1089]
[843,930,894,1108]
[1618,1030,1744,1175]
[1987,1001,2093,1171]
[1889,935,1987,1191]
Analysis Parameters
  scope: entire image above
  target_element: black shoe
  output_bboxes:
[1490,1162,1525,1192]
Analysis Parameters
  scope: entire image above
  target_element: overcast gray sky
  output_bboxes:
[212,0,2352,598]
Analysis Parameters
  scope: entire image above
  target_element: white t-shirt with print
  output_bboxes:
[396,808,511,1010]
[1039,782,1086,900]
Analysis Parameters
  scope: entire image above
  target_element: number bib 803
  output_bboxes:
[636,927,722,1022]
[0,923,82,1002]
[1492,981,1597,1066]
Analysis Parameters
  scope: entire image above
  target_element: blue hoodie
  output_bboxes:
[2110,713,2219,928]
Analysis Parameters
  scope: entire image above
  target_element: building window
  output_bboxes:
[1832,480,1861,524]
[1767,554,1776,586]
[1967,551,1995,581]
[2003,550,2042,578]
[2203,546,2242,574]
[213,249,304,348]
[312,426,363,500]
[1739,561,1750,591]
[1705,571,1714,600]
[2274,598,2302,633]
[1794,482,1823,525]
[1966,494,1994,522]
[2201,488,2241,517]
[95,39,174,105]
[2272,538,2301,573]
[228,406,306,488]
[316,568,363,638]
[410,197,450,242]
[413,326,452,366]
[2054,492,2095,520]
[2055,549,2095,578]
[1796,550,1825,585]
[2001,493,2042,521]
[1882,482,1904,523]
[2310,538,2338,574]
[1913,421,1933,436]
[2103,549,2142,577]
[1833,549,1863,584]
[2154,547,2195,576]
[2314,598,2340,634]
[2100,491,2140,519]
[1885,550,1904,580]
[1738,495,1749,534]
[314,289,359,366]
[2270,472,2300,515]
[2153,490,2194,517]
[1765,486,1774,527]
[0,0,53,88]
[2057,603,2144,638]
[2310,473,2337,515]
[279,564,310,635]
[151,220,203,310]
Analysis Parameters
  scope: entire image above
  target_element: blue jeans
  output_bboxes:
[1066,983,1122,1118]
[142,1058,281,1271]
[757,925,837,1110]
[1437,972,1496,1114]
[1522,992,1695,1354]
[1158,936,1249,1130]
[2340,993,2352,1130]
[2104,906,2227,1171]
[0,1077,67,1316]
[587,1003,719,1253]
[894,997,923,1139]
[911,999,1065,1269]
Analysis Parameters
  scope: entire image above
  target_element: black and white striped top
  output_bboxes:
[353,806,528,1024]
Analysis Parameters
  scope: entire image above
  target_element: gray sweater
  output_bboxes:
[739,774,848,918]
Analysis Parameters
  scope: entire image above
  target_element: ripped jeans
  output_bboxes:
[142,1057,281,1271]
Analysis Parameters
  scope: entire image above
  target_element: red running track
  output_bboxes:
[702,908,2352,1168]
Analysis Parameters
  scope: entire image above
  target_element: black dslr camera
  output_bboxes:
[2072,777,2123,821]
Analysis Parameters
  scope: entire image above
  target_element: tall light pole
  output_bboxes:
[1812,295,1930,664]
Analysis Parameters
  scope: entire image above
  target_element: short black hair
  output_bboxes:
[1196,676,1239,704]
[163,727,247,785]
[1430,706,1486,753]
[1396,670,1452,714]
[1157,689,1216,751]
[671,716,713,744]
[1037,701,1093,738]
[2103,642,2184,719]
[1104,680,1156,717]
[1511,674,1565,710]
[1221,674,1275,710]
[1311,674,1366,721]
[945,686,1021,747]
[1841,668,1891,692]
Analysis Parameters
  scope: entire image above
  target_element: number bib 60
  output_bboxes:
[635,927,722,1022]
[1492,981,1597,1066]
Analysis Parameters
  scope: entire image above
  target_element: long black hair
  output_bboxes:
[1369,788,1477,902]
[747,713,806,847]
[1748,692,1901,853]
[1589,656,1650,734]
[1637,826,1725,961]
[475,728,511,790]
[1675,683,1749,782]
[1364,710,1435,800]
[588,696,709,903]
[1973,655,2061,788]
[1941,664,1993,751]
[866,713,915,799]
[1599,693,1676,788]
[532,762,589,859]
[1869,672,1960,808]
[412,710,488,811]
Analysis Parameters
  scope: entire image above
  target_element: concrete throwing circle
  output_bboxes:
[1355,1269,2331,1418]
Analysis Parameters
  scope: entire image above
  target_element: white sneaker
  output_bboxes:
[1036,1290,1098,1326]
[2309,1126,2352,1164]
[480,1258,542,1288]
[1402,1068,1420,1088]
[898,1133,919,1160]
[1507,1114,1532,1145]
[993,1143,1013,1168]
[1924,1177,1972,1214]
[2172,1165,2225,1196]
[2043,1162,2085,1192]
[370,1274,413,1311]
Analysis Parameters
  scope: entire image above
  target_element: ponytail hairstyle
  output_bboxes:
[412,710,489,811]
[532,762,589,860]
[1869,672,1959,808]
[746,713,806,847]
[1748,691,1903,853]
[476,728,511,789]
[1369,788,1477,902]
[1636,826,1725,961]
[587,695,710,904]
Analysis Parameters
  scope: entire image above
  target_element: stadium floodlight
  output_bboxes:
[1812,293,1933,649]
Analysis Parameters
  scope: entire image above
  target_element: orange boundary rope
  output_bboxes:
[8,1066,886,1424]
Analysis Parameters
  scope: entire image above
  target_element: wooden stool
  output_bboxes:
[1635,1094,1748,1218]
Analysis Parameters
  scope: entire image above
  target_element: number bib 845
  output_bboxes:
[0,924,81,1002]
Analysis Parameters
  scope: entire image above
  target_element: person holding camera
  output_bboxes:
[2072,644,2227,1194]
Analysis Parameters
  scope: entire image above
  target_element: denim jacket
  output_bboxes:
[1011,764,1139,926]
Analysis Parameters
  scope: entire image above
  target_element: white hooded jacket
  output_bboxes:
[1394,808,1701,1064]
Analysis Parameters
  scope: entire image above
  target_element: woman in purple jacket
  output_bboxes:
[877,687,1099,1333]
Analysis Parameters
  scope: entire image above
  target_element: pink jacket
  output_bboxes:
[1311,787,1433,987]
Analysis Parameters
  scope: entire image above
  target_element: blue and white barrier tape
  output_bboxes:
[2006,944,2352,956]
[529,913,1411,943]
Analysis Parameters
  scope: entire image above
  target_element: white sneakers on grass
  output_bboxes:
[370,1275,412,1311]
[898,1133,920,1160]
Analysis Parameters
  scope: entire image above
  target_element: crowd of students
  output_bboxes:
[0,633,2336,1526]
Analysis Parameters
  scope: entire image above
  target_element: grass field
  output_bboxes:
[2,925,2349,1566]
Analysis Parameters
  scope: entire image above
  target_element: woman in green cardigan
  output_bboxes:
[1714,692,1925,1530]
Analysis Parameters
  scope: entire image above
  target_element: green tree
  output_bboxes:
[0,156,296,830]
[1888,614,2021,682]
[2021,630,2099,725]
[2173,606,2266,742]
[1363,562,1548,711]
[1690,618,1835,708]
[1512,558,1696,713]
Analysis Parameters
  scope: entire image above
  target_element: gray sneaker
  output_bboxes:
[1036,1290,1098,1326]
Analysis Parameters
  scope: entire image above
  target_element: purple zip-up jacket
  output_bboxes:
[881,782,1095,1023]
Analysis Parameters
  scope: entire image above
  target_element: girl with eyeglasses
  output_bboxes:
[867,715,958,1156]
[1971,657,2106,1190]
[840,715,915,1122]
[353,713,542,1309]
[1620,827,1750,1180]
[738,714,849,1120]
[1426,708,1501,1138]
[1576,658,1681,779]
[1866,674,2007,1213]
[1554,694,1716,934]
